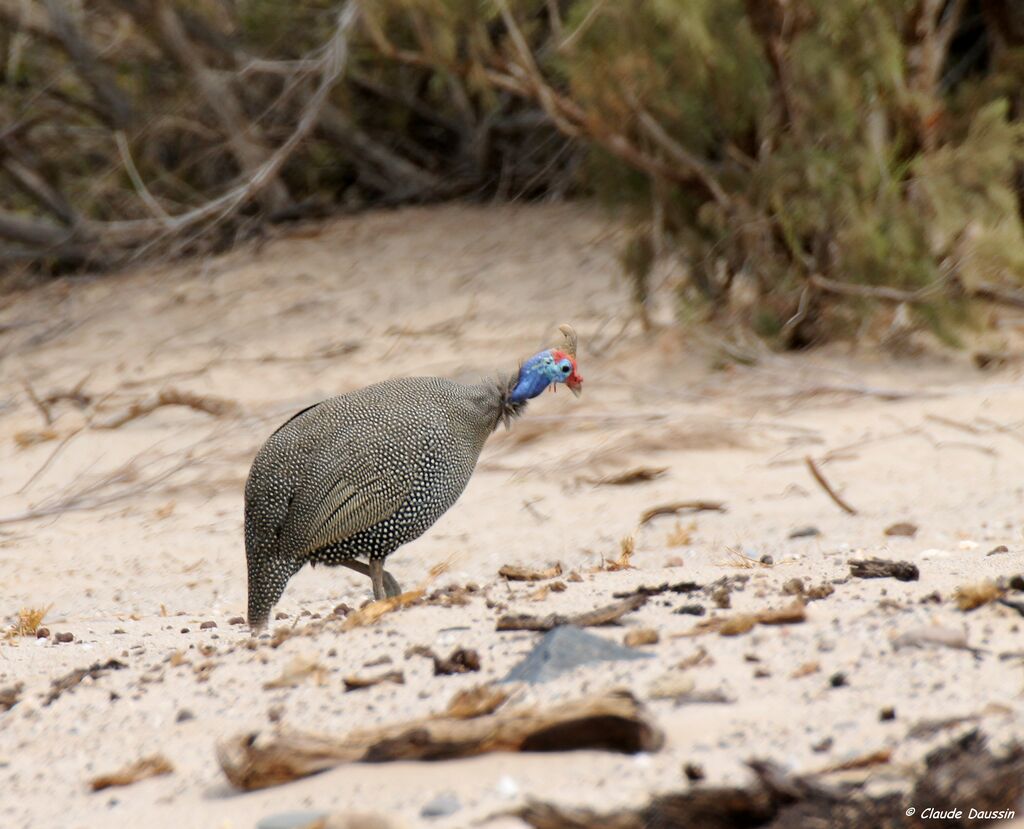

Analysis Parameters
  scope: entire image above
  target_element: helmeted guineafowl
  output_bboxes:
[244,324,583,628]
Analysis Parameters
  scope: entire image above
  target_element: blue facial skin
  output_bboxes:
[509,350,574,403]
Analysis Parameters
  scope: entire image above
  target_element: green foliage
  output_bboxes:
[550,0,1024,345]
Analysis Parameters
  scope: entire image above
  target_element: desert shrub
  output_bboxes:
[3,0,1024,346]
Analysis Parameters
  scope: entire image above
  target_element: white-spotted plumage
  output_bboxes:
[243,374,523,627]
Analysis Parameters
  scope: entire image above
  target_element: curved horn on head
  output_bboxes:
[557,323,578,358]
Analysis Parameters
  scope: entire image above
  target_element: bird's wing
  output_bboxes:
[282,421,434,559]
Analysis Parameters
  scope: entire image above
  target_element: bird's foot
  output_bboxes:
[382,570,402,598]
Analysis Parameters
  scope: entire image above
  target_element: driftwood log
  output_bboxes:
[218,689,663,791]
[518,729,1024,829]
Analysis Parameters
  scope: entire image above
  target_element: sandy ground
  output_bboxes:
[0,203,1022,829]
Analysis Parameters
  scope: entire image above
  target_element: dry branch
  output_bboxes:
[0,449,193,527]
[218,690,662,791]
[517,730,1024,829]
[4,2,359,262]
[809,273,939,304]
[1,144,79,226]
[496,594,647,632]
[44,0,134,129]
[499,562,563,581]
[143,1,290,213]
[677,600,806,637]
[94,388,238,429]
[44,658,126,706]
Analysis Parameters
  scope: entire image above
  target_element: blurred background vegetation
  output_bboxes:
[3,0,1024,347]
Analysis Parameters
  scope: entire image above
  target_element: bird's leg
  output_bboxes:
[382,569,402,598]
[368,558,386,601]
[340,559,402,598]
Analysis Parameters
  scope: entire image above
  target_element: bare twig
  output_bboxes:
[0,452,193,526]
[16,427,83,494]
[142,1,289,213]
[4,3,359,261]
[972,281,1024,309]
[809,273,941,303]
[1,144,79,225]
[93,388,238,430]
[21,379,53,425]
[90,755,173,791]
[114,131,168,219]
[805,456,858,515]
[43,0,134,129]
[639,500,727,525]
[634,107,731,207]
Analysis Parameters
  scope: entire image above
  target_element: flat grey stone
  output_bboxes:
[501,625,652,684]
[420,791,461,818]
[256,812,328,829]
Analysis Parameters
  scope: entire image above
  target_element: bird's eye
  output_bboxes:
[561,364,571,373]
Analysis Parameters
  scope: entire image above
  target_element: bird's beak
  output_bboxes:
[567,377,583,397]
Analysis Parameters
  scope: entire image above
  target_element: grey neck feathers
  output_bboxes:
[462,373,528,434]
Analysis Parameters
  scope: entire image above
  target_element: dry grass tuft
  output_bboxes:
[599,536,636,572]
[340,589,426,632]
[4,605,52,641]
[666,520,696,547]
[716,548,767,569]
[954,581,1004,611]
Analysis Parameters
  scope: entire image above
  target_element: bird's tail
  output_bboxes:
[246,552,297,630]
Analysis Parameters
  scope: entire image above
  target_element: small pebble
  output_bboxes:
[495,775,519,798]
[812,736,834,752]
[674,604,706,616]
[332,604,352,617]
[180,628,190,634]
[228,616,245,625]
[987,545,1009,556]
[256,812,329,829]
[176,709,195,723]
[624,629,659,647]
[829,672,848,688]
[275,612,289,620]
[759,554,774,565]
[880,706,896,721]
[684,762,705,781]
[200,621,217,630]
[54,632,74,643]
[884,521,918,538]
[781,578,805,596]
[420,791,461,819]
[36,628,50,639]
[788,526,821,539]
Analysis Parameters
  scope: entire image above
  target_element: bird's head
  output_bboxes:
[508,324,583,403]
